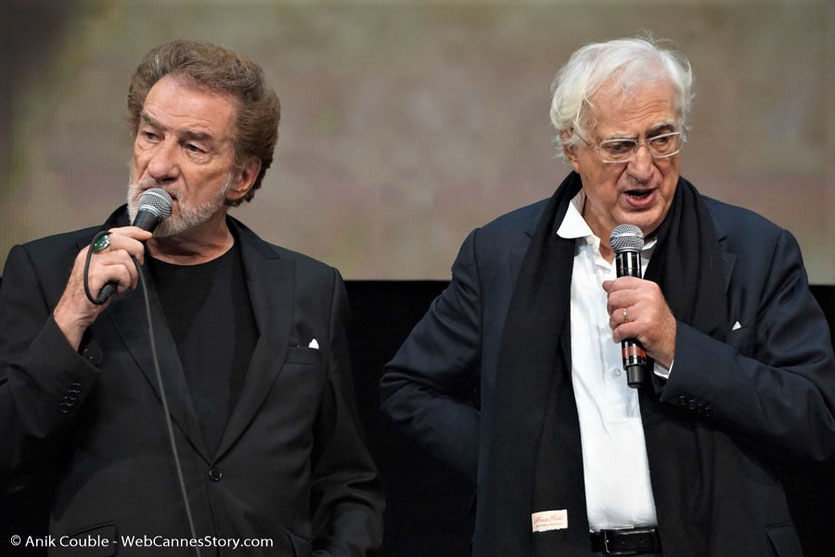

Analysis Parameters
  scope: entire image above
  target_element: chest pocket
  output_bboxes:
[284,346,323,366]
[276,346,326,419]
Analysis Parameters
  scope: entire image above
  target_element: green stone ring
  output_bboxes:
[92,233,111,254]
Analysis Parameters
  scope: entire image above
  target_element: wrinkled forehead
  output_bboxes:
[585,78,679,133]
[142,74,240,140]
[592,73,677,109]
[153,73,241,109]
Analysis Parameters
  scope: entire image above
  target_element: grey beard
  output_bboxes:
[126,176,233,238]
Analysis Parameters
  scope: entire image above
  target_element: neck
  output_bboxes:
[580,197,616,262]
[147,209,234,265]
[599,242,615,263]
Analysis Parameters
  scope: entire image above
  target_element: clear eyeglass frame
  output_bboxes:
[575,130,685,164]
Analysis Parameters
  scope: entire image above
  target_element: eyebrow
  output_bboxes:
[647,121,678,135]
[139,112,214,143]
[604,121,678,141]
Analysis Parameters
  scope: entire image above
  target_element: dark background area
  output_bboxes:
[1,281,834,555]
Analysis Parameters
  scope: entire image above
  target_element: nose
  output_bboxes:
[146,139,180,183]
[626,142,654,181]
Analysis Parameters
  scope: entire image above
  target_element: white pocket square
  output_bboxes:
[308,338,319,349]
[731,321,742,331]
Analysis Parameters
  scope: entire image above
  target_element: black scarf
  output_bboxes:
[475,171,728,556]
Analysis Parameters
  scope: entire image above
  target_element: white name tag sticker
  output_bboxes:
[531,509,568,532]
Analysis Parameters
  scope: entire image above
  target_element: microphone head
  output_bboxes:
[137,188,173,221]
[610,224,644,254]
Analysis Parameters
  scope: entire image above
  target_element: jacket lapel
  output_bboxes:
[712,223,736,300]
[215,219,294,460]
[81,209,297,462]
[512,211,574,368]
[104,260,211,461]
[79,207,211,460]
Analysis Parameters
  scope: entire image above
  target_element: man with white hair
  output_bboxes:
[381,37,835,556]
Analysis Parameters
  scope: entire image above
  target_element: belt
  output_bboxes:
[590,527,661,555]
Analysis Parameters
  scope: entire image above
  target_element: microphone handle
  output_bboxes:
[94,282,118,305]
[94,211,160,304]
[622,339,647,388]
[132,210,161,232]
[615,249,647,389]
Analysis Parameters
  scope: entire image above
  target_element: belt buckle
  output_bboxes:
[602,527,656,556]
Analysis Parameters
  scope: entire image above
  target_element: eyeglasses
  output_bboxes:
[575,130,684,164]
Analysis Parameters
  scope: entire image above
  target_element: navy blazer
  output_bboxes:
[0,207,384,556]
[381,188,835,556]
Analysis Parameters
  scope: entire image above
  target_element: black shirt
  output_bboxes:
[147,242,257,453]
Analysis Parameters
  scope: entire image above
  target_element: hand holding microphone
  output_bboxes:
[94,188,173,304]
[53,189,172,350]
[603,224,677,388]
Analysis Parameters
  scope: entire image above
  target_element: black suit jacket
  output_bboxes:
[0,207,384,556]
[381,188,835,556]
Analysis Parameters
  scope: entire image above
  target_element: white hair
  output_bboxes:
[549,36,693,157]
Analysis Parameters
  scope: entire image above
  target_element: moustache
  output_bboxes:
[131,179,178,201]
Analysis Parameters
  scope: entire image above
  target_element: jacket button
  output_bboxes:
[208,467,223,482]
[81,341,103,365]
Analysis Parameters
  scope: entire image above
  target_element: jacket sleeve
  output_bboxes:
[379,229,483,485]
[310,268,385,556]
[0,244,101,493]
[660,229,835,463]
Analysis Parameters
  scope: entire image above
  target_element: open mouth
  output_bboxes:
[625,189,652,199]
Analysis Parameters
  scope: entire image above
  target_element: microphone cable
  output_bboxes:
[84,230,202,557]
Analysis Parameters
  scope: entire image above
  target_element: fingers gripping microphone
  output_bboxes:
[95,188,173,304]
[610,224,647,389]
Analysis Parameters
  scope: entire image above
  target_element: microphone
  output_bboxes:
[610,224,647,389]
[95,188,173,304]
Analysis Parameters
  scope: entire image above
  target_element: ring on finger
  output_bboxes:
[623,308,629,323]
[92,232,111,254]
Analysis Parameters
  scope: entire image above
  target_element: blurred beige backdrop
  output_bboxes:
[1,0,832,281]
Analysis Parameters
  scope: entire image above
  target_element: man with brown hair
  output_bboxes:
[0,40,383,555]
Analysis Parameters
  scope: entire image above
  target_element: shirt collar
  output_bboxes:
[555,189,658,250]
[556,189,594,240]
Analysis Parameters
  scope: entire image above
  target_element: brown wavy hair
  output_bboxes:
[127,40,280,205]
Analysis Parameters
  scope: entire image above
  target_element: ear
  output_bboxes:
[226,157,262,203]
[561,130,582,173]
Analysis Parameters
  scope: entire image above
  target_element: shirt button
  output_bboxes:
[208,467,223,482]
[613,368,622,377]
[586,237,594,245]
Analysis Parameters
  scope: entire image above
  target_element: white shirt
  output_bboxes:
[556,190,658,531]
